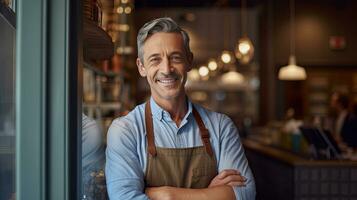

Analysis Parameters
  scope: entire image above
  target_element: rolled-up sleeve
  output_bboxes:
[105,120,149,200]
[218,116,256,200]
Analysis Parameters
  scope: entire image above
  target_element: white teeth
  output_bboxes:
[158,78,176,84]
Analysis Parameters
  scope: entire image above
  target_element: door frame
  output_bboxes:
[16,0,82,199]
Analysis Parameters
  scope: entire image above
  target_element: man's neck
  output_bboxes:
[152,95,188,126]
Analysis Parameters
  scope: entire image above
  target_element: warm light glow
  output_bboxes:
[185,13,196,22]
[221,71,244,85]
[124,7,132,14]
[235,37,254,64]
[198,66,209,77]
[118,24,130,32]
[221,51,232,64]
[208,59,218,71]
[121,0,129,3]
[116,7,124,14]
[278,55,307,80]
[238,42,251,54]
[188,69,200,81]
[116,46,134,55]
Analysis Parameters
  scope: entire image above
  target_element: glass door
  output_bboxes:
[0,2,16,200]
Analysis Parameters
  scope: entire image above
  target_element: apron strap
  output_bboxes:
[145,101,214,157]
[145,101,157,157]
[192,107,214,157]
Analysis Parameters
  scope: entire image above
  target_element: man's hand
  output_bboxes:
[208,169,246,188]
[145,170,245,200]
[146,185,235,200]
[146,186,174,200]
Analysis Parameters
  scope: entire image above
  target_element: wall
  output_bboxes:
[259,0,357,123]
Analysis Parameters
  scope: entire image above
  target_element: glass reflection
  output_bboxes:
[0,2,16,200]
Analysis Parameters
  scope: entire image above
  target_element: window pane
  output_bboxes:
[0,2,16,200]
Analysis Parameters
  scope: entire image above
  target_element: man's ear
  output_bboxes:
[136,58,147,77]
[187,52,194,71]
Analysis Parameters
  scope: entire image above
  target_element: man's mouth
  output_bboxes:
[156,77,177,85]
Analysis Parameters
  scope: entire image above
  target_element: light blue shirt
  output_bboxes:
[82,114,105,185]
[105,98,256,199]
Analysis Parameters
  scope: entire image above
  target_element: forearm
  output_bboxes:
[146,186,236,200]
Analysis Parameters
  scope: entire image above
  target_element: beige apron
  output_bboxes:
[144,102,217,189]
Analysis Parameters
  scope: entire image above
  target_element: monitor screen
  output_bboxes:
[299,127,341,159]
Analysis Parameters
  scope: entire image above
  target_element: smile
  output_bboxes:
[156,78,177,85]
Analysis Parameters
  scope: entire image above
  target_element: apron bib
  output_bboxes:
[144,102,217,188]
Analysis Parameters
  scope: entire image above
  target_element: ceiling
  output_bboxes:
[134,0,352,9]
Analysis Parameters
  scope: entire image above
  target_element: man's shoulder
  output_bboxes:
[82,113,97,129]
[109,103,145,132]
[107,103,146,145]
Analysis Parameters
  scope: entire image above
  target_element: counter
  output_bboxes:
[243,139,357,200]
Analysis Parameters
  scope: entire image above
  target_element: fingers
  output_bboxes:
[209,169,248,188]
[220,174,246,185]
[228,181,246,187]
[216,169,240,179]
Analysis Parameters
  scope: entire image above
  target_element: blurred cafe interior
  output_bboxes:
[1,0,357,199]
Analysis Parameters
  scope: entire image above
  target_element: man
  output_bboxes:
[106,17,255,199]
[330,92,357,147]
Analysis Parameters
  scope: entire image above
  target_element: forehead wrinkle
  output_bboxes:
[142,32,185,60]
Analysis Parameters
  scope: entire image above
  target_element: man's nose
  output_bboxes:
[160,57,173,74]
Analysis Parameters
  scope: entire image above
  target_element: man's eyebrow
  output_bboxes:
[170,51,184,56]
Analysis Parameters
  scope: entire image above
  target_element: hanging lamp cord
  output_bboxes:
[290,0,296,56]
[241,0,247,37]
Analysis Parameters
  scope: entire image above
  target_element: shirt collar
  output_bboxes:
[149,97,193,122]
[150,97,164,121]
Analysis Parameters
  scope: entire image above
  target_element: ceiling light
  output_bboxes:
[124,7,131,14]
[278,55,306,80]
[235,37,254,64]
[221,51,232,64]
[208,59,218,71]
[235,0,254,64]
[198,66,209,77]
[221,71,244,85]
[116,7,123,14]
[278,0,307,80]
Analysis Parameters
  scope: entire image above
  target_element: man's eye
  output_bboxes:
[150,58,161,63]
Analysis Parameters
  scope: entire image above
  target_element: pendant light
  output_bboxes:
[278,0,306,80]
[221,51,233,64]
[220,12,244,85]
[235,0,254,64]
[220,13,235,64]
[221,71,245,85]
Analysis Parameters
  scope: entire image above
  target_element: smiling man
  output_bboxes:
[105,17,256,200]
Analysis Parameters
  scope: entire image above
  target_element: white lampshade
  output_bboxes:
[187,68,200,81]
[221,71,245,85]
[278,55,307,80]
[235,37,254,64]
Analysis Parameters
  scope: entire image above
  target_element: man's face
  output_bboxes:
[137,32,193,102]
[330,93,339,110]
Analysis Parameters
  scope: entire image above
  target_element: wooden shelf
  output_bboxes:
[83,61,120,77]
[83,19,114,61]
[83,102,121,110]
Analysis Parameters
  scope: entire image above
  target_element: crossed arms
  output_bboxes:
[105,115,256,200]
[145,169,247,200]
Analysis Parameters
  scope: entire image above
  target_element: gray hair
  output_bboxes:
[137,17,192,63]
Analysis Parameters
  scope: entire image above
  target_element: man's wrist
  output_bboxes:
[146,186,175,200]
